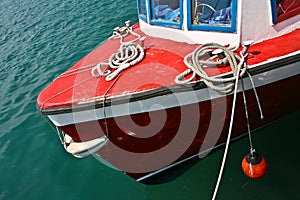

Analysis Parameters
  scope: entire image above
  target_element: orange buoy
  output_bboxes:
[242,152,267,179]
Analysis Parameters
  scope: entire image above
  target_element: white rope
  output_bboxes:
[211,53,245,200]
[175,43,247,94]
[211,56,264,200]
[91,21,146,81]
[176,44,256,199]
[106,43,145,81]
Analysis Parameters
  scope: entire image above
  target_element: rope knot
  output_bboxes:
[175,43,247,94]
[91,21,146,81]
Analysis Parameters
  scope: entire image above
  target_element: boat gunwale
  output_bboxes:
[37,52,300,116]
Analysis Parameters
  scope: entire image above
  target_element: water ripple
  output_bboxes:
[0,0,139,199]
[0,140,10,159]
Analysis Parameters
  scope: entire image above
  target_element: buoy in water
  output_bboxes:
[242,152,267,179]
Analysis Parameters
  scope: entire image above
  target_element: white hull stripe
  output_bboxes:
[48,61,299,126]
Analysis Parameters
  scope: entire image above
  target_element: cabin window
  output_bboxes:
[188,0,237,32]
[271,0,300,23]
[149,0,183,28]
[137,0,148,21]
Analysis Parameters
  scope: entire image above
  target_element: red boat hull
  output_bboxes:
[58,71,300,180]
[37,25,300,180]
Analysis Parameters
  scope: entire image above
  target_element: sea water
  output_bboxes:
[1,0,299,199]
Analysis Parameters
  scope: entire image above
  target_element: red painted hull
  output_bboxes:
[37,24,300,180]
[58,73,300,180]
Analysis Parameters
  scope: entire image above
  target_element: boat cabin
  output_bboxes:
[137,0,300,45]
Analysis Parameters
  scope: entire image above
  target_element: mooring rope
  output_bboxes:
[175,43,247,93]
[91,21,146,81]
[211,52,245,200]
[240,78,255,154]
[175,43,264,199]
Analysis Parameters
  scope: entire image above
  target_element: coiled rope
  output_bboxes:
[91,21,146,81]
[175,43,247,93]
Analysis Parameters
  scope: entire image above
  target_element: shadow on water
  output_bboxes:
[141,109,300,186]
[141,156,201,185]
[140,139,237,185]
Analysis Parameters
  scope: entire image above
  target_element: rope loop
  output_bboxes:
[91,21,145,81]
[91,62,111,78]
[175,43,247,93]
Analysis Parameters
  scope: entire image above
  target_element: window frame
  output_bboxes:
[137,0,183,29]
[270,0,300,24]
[137,0,148,22]
[187,0,237,33]
[148,0,183,29]
[137,0,238,32]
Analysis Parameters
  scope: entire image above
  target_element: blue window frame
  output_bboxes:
[137,0,148,22]
[187,0,237,33]
[270,0,300,24]
[149,0,183,29]
[270,0,278,24]
[137,0,183,28]
[137,0,238,32]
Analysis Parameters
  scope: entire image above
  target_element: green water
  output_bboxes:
[0,0,299,199]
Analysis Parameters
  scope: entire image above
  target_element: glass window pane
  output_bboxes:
[191,0,232,26]
[152,0,181,23]
[275,0,300,23]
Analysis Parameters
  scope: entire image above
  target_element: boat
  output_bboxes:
[37,0,300,182]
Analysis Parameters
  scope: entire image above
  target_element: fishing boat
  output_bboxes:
[37,0,300,182]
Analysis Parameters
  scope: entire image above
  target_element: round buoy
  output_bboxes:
[242,152,267,179]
